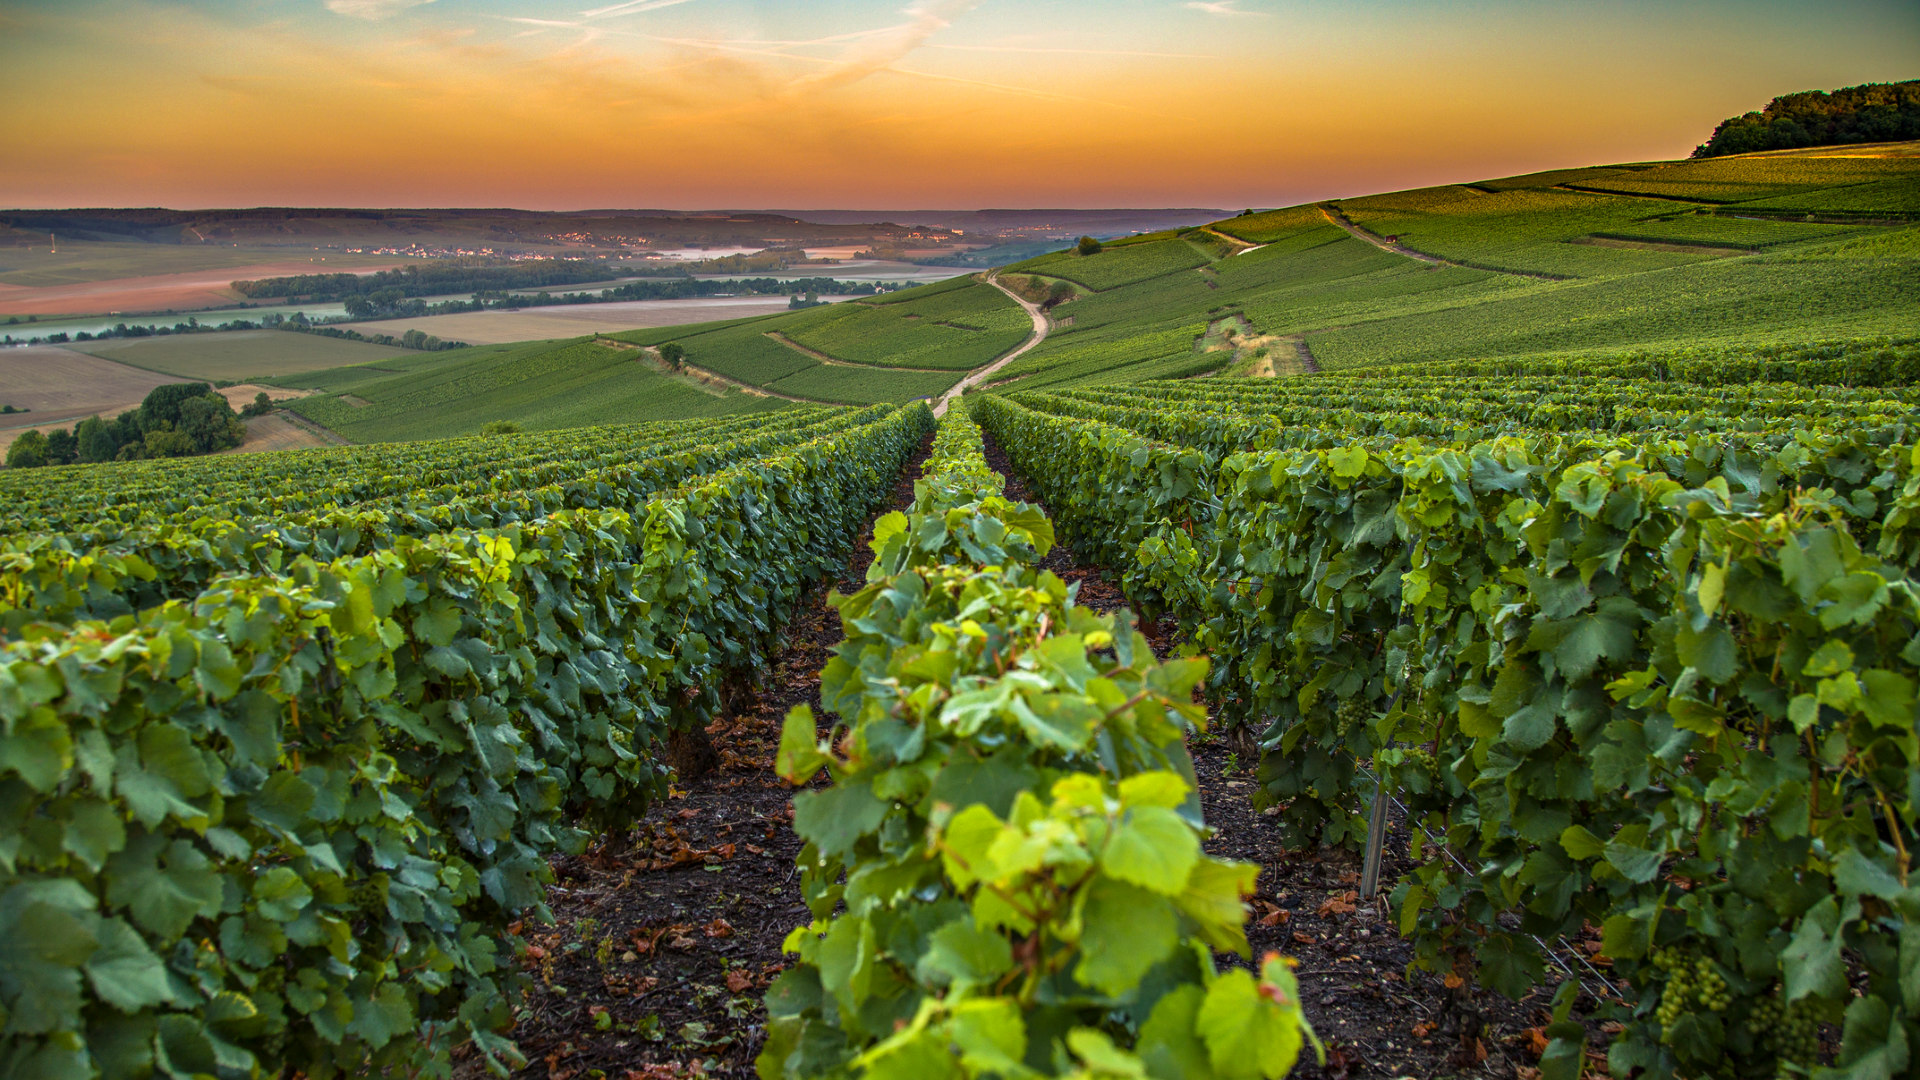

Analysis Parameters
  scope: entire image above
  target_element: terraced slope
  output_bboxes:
[257,143,1918,436]
[985,140,1920,390]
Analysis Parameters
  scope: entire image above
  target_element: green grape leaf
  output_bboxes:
[1103,805,1200,896]
[1077,878,1177,998]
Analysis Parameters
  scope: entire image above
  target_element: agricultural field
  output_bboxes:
[4,137,1918,1080]
[594,278,1034,402]
[972,352,1920,1080]
[273,337,784,441]
[0,242,401,314]
[983,141,1919,390]
[345,295,828,346]
[776,280,1029,370]
[1017,236,1214,290]
[68,328,417,381]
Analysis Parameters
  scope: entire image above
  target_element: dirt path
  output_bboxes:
[1318,204,1454,267]
[1319,204,1565,282]
[761,331,951,373]
[931,272,1049,417]
[1199,226,1269,256]
[597,337,832,405]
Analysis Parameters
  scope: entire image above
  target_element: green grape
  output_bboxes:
[1333,695,1371,737]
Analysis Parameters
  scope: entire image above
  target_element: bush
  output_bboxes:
[1076,236,1103,256]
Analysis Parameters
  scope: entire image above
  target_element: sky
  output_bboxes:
[0,0,1915,210]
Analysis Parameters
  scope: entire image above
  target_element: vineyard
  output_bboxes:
[2,141,1917,1080]
[0,403,935,1077]
[972,355,1920,1079]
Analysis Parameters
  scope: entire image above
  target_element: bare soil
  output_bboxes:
[0,261,405,317]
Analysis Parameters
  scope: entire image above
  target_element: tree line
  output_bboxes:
[232,259,621,301]
[5,382,261,468]
[1693,79,1920,158]
[1,313,463,352]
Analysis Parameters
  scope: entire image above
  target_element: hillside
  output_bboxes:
[241,143,1919,445]
[502,141,1911,407]
[269,338,783,441]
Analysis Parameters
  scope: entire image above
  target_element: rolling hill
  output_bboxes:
[257,141,1918,443]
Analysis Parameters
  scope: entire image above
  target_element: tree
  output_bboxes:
[1076,236,1103,256]
[43,428,78,465]
[1693,80,1920,158]
[6,429,48,468]
[76,415,118,463]
[1044,280,1076,309]
[658,342,687,371]
[176,395,245,453]
[241,392,275,418]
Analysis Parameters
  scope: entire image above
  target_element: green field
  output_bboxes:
[776,282,1029,370]
[597,277,1029,401]
[93,142,1918,436]
[70,329,418,381]
[981,141,1920,391]
[271,338,785,441]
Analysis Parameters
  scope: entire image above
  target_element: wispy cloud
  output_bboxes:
[1184,1,1265,15]
[785,0,984,94]
[579,0,701,19]
[324,0,435,19]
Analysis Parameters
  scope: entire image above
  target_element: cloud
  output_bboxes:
[1184,1,1264,15]
[325,0,435,19]
[786,0,985,94]
[579,0,701,19]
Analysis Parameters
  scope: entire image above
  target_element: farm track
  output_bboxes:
[761,331,953,373]
[1317,204,1564,281]
[596,337,834,405]
[931,272,1049,416]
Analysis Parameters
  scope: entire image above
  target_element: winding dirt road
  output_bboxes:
[933,273,1049,416]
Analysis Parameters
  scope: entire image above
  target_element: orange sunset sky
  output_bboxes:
[1,0,1916,209]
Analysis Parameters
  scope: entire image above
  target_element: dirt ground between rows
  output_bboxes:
[464,431,1602,1080]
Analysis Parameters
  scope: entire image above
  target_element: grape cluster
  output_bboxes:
[1399,747,1438,776]
[1333,696,1372,738]
[1748,992,1822,1074]
[1650,947,1731,1038]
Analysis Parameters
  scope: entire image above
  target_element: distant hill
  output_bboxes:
[0,207,957,252]
[1694,80,1920,158]
[760,209,1230,236]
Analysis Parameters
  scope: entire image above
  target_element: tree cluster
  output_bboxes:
[5,382,246,468]
[1693,79,1920,158]
[233,259,619,301]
